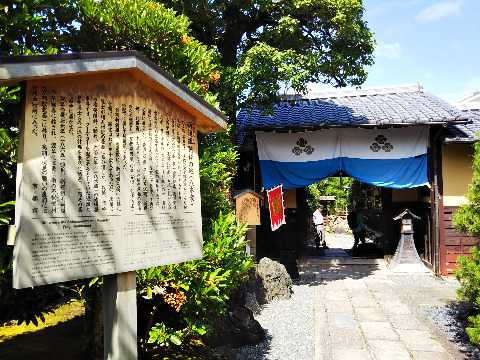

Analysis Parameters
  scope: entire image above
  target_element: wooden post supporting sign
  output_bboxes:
[104,271,137,360]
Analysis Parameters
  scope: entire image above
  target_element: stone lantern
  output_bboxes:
[387,209,430,273]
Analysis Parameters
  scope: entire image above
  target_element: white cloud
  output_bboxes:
[375,42,403,60]
[438,90,473,104]
[367,1,421,17]
[437,78,480,103]
[424,71,435,79]
[416,1,463,22]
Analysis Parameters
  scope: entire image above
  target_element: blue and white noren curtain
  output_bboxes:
[256,127,429,189]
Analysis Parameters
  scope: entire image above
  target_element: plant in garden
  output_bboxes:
[453,139,480,345]
[198,127,238,229]
[306,177,354,213]
[455,246,480,303]
[135,129,247,352]
[0,0,78,56]
[148,322,184,346]
[0,0,78,127]
[55,2,244,353]
[75,0,220,106]
[0,128,17,223]
[136,212,253,353]
[454,245,480,345]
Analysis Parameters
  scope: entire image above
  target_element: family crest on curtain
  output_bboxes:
[256,127,429,189]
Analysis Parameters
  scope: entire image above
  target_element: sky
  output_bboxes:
[310,0,480,104]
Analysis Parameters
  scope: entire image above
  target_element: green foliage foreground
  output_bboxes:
[454,245,480,345]
[75,0,220,107]
[139,212,252,352]
[136,130,252,352]
[453,140,480,345]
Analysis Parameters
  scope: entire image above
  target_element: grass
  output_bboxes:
[0,299,224,360]
[0,299,87,360]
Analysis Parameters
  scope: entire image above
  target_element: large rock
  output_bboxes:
[202,258,293,350]
[202,288,265,349]
[248,257,293,305]
[329,215,351,234]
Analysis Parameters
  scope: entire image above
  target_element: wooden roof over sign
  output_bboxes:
[0,51,227,133]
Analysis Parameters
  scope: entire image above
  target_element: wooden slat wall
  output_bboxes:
[443,206,478,274]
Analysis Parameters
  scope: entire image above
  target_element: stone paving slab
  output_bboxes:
[324,290,349,301]
[397,329,446,352]
[360,321,399,340]
[368,340,412,360]
[411,350,458,360]
[379,300,412,315]
[311,268,463,360]
[387,313,428,330]
[328,312,359,328]
[355,307,389,322]
[309,265,462,359]
[332,348,372,360]
[325,299,353,313]
[328,325,366,350]
[350,293,379,308]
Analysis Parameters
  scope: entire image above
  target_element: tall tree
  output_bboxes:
[0,0,77,56]
[0,0,78,128]
[73,0,220,106]
[160,0,375,117]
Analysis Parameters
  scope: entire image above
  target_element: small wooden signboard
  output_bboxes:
[234,189,261,225]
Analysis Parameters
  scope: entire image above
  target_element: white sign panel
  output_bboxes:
[13,75,203,288]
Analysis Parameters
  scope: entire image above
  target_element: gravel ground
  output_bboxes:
[234,278,480,360]
[234,278,316,360]
[423,303,480,359]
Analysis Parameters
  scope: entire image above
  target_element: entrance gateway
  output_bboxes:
[235,83,469,273]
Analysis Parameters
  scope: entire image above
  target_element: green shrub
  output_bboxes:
[454,244,480,345]
[466,309,480,345]
[134,129,253,353]
[137,212,253,352]
[306,177,353,214]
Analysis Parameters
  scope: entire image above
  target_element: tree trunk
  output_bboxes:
[85,284,104,360]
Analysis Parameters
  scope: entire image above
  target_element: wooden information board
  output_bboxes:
[235,189,261,225]
[13,72,203,288]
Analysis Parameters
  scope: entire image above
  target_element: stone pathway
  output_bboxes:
[302,233,466,360]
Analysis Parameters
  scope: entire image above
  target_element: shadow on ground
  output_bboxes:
[0,316,87,360]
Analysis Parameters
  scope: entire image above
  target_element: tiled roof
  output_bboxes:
[236,83,469,131]
[443,111,480,143]
[233,189,262,199]
[442,94,480,143]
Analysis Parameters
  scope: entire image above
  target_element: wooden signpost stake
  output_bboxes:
[0,51,227,359]
[104,272,137,359]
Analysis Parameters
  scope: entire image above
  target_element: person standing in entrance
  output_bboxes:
[352,202,366,250]
[313,204,328,249]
